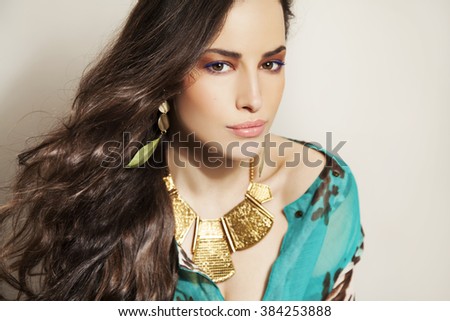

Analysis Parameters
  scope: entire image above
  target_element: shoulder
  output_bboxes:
[263,133,357,215]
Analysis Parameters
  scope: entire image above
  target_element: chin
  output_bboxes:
[224,143,262,162]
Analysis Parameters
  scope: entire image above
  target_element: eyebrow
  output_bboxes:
[203,45,286,59]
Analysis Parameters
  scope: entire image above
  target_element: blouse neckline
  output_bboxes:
[177,139,332,301]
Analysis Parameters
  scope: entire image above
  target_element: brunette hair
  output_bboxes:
[0,0,294,300]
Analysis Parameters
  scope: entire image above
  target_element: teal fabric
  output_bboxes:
[173,139,364,301]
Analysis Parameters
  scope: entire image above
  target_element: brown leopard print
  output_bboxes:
[323,239,365,301]
[311,152,345,226]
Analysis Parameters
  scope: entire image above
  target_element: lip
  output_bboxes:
[226,119,267,138]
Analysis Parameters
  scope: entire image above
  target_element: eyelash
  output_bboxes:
[204,60,286,75]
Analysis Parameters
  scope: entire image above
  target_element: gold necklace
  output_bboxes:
[163,159,274,283]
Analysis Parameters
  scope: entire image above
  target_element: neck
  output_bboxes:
[164,132,258,209]
[168,143,253,190]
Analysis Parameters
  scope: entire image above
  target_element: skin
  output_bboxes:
[171,0,286,160]
[166,0,327,300]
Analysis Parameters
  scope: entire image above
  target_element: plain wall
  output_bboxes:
[1,0,449,300]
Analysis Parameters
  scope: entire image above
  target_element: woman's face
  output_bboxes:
[172,0,286,161]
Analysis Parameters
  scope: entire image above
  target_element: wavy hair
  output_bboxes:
[0,0,294,300]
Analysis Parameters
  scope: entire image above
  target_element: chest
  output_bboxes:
[177,196,289,300]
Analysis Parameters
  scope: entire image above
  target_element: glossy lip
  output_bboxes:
[227,119,267,129]
[226,120,267,138]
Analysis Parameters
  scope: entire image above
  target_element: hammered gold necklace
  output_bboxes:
[162,159,274,283]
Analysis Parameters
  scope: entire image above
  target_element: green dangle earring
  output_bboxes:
[125,100,170,168]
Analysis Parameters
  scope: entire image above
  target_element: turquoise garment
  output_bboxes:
[173,139,364,301]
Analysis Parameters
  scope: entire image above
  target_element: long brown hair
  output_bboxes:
[0,0,294,300]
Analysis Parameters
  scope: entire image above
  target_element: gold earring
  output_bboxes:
[125,101,170,168]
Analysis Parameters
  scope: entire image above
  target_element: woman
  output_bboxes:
[0,0,364,301]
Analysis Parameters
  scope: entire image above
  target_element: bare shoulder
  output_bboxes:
[261,133,327,206]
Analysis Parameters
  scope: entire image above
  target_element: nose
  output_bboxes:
[235,69,263,112]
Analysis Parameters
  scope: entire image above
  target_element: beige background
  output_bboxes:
[1,0,449,300]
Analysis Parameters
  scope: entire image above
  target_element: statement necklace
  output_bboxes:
[163,159,274,283]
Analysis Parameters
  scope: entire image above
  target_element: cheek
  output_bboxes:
[178,77,232,121]
[262,75,285,113]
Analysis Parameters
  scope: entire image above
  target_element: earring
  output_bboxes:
[125,100,170,168]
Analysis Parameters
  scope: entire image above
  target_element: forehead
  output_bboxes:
[209,0,285,54]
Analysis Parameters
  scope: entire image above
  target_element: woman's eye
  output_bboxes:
[262,60,285,72]
[205,62,232,74]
